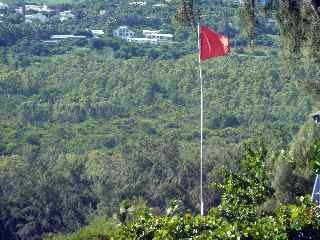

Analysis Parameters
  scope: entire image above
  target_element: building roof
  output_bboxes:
[145,33,173,38]
[128,37,156,41]
[129,1,146,6]
[143,30,160,34]
[91,30,105,35]
[50,35,87,39]
[127,37,158,43]
[43,40,59,44]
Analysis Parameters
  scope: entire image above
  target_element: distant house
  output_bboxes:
[25,13,48,23]
[143,30,173,43]
[26,4,52,13]
[113,26,173,45]
[113,26,135,39]
[129,1,146,6]
[50,35,87,40]
[45,35,87,44]
[142,30,160,35]
[127,37,158,44]
[59,10,75,22]
[91,30,105,38]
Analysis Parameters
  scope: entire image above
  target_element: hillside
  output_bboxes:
[1,0,320,239]
[0,46,316,239]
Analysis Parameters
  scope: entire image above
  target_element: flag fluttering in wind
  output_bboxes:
[197,25,230,216]
[200,26,230,61]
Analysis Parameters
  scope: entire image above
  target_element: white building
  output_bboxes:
[59,11,75,22]
[91,30,105,37]
[113,27,173,45]
[127,37,158,44]
[129,1,146,6]
[50,35,87,40]
[142,30,160,35]
[25,13,48,23]
[143,30,173,43]
[26,4,52,12]
[113,26,135,39]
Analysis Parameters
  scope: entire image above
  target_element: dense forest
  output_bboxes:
[1,0,320,239]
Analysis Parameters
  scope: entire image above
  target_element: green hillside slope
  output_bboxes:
[0,46,315,238]
[1,0,320,239]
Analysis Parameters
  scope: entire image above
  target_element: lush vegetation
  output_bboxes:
[0,0,320,239]
[46,144,320,240]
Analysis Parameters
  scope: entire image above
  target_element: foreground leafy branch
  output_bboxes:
[47,145,320,240]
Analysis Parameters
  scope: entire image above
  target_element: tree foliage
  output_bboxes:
[47,147,320,240]
[0,0,319,239]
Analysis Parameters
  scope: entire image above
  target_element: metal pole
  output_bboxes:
[197,23,204,216]
[312,174,320,206]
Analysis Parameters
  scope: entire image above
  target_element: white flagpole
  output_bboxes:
[312,174,320,206]
[197,23,204,216]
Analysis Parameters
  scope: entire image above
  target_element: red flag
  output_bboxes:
[200,26,230,61]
